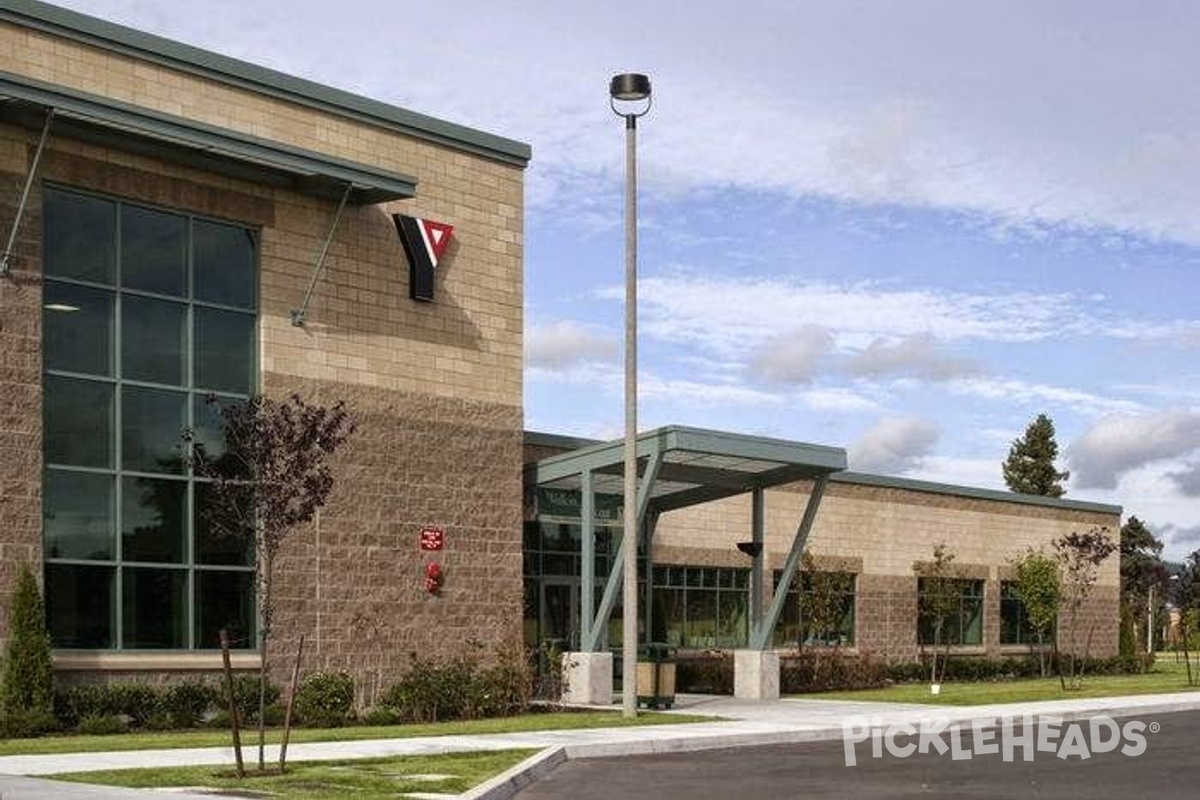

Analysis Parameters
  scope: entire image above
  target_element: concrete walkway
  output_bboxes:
[2,692,1199,799]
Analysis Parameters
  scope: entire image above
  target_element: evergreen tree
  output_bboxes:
[1002,413,1069,497]
[2,564,55,718]
[1119,517,1164,655]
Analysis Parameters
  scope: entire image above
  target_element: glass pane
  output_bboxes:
[685,590,718,648]
[195,308,255,393]
[121,205,185,296]
[190,394,243,463]
[717,591,748,647]
[652,587,684,647]
[195,482,255,566]
[122,567,186,648]
[122,476,185,563]
[196,570,256,650]
[43,283,113,376]
[122,386,186,473]
[46,563,113,648]
[44,375,113,468]
[44,470,114,560]
[43,190,115,284]
[122,295,186,385]
[193,220,256,308]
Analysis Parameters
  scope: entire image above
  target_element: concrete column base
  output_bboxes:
[561,651,613,705]
[734,649,780,700]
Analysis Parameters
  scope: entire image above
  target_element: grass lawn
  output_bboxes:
[795,658,1200,706]
[51,748,540,799]
[0,709,715,756]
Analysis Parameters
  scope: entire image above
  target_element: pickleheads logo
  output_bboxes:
[842,714,1155,766]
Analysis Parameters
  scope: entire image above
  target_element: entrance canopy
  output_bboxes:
[530,426,846,516]
[527,426,848,652]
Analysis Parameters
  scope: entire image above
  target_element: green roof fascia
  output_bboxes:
[1,0,531,168]
[527,425,847,488]
[0,71,417,204]
[832,471,1123,517]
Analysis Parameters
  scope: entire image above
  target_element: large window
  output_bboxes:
[918,578,984,646]
[42,187,258,651]
[1000,581,1052,645]
[651,566,748,649]
[773,570,856,648]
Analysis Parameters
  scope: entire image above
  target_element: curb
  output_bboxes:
[460,746,567,800]
[458,694,1200,799]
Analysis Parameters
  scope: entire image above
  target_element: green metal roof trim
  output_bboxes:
[527,425,848,514]
[524,429,1123,517]
[0,71,417,204]
[832,471,1123,516]
[1,0,531,167]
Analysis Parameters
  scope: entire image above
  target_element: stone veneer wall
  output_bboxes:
[651,479,1121,660]
[0,13,526,693]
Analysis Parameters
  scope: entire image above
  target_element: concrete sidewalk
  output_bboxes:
[2,692,1199,799]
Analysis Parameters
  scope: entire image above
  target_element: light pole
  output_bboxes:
[611,72,651,718]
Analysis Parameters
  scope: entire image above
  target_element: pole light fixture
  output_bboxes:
[611,72,651,719]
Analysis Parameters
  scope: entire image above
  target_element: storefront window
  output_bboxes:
[918,578,984,646]
[42,187,258,651]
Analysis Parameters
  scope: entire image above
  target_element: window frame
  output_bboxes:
[917,577,985,647]
[42,185,260,653]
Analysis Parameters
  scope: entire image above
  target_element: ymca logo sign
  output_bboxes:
[393,214,454,302]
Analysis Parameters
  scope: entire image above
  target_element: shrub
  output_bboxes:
[54,684,113,729]
[0,708,58,738]
[295,671,355,728]
[2,565,55,720]
[77,713,128,735]
[160,682,217,728]
[360,706,400,726]
[230,675,280,724]
[675,652,734,694]
[781,650,888,693]
[108,683,160,727]
[380,646,532,724]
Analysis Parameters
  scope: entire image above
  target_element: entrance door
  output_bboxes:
[541,578,579,652]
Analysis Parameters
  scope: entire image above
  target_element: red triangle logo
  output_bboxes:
[420,220,454,263]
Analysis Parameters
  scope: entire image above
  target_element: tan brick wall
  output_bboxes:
[0,14,526,690]
[0,151,44,635]
[264,373,523,702]
[651,479,1121,658]
[0,20,526,407]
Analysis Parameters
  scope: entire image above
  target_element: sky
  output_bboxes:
[54,0,1200,559]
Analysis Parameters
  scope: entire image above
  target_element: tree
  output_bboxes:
[1118,516,1165,655]
[186,393,355,771]
[1176,552,1200,686]
[1054,527,1117,689]
[1011,548,1061,677]
[797,551,854,648]
[2,564,55,729]
[914,543,960,686]
[1002,413,1069,497]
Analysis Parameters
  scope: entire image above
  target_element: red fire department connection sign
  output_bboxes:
[419,526,445,551]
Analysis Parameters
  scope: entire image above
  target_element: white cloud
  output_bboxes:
[60,0,1200,245]
[1167,463,1200,497]
[845,333,979,381]
[796,387,882,413]
[525,321,617,370]
[1068,410,1200,489]
[848,416,940,475]
[949,378,1143,417]
[751,326,834,384]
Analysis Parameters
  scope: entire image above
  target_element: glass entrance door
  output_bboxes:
[540,578,579,652]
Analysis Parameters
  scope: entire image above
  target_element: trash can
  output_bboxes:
[636,643,676,709]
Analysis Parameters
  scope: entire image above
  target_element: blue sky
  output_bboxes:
[57,0,1200,558]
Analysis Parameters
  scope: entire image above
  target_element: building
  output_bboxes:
[0,1,1120,702]
[0,0,529,698]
